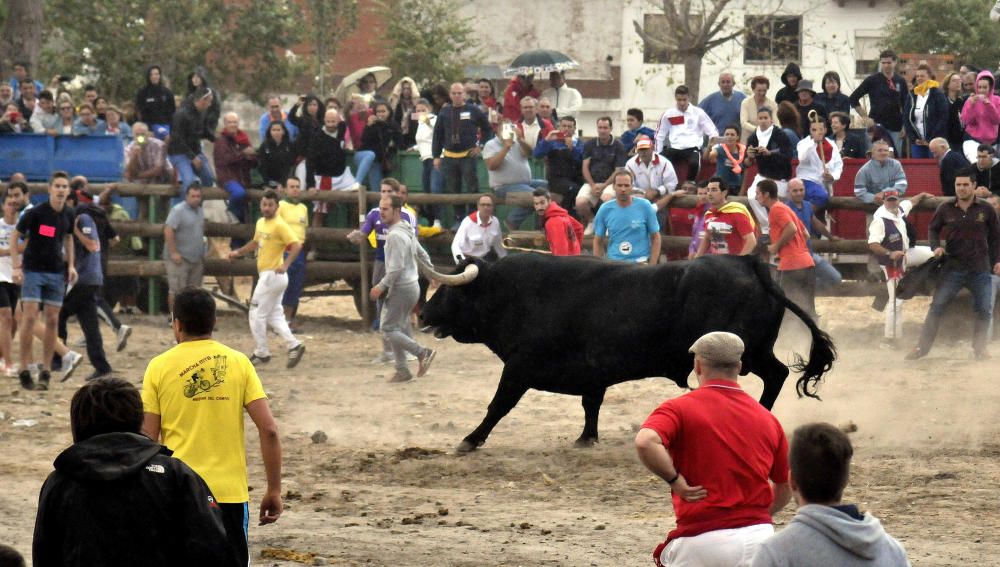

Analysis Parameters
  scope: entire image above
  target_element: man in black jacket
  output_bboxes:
[432,82,493,221]
[744,106,793,236]
[849,50,907,155]
[167,86,216,198]
[33,377,237,567]
[930,137,970,198]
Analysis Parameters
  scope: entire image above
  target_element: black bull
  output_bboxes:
[419,253,836,453]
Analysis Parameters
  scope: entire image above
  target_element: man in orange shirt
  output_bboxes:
[755,178,817,319]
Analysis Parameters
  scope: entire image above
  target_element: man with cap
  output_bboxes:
[867,189,935,347]
[793,80,828,136]
[636,331,792,567]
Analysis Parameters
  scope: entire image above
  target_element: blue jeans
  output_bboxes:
[494,179,547,229]
[353,151,380,190]
[910,143,932,159]
[422,159,444,224]
[22,271,66,307]
[441,155,479,222]
[281,251,307,309]
[802,179,830,209]
[812,252,842,290]
[223,180,248,248]
[168,153,215,196]
[917,269,994,353]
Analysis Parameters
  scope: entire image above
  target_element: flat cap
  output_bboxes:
[689,332,744,364]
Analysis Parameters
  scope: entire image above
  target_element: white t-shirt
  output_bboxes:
[0,218,16,283]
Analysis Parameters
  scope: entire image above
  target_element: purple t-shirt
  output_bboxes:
[360,207,418,261]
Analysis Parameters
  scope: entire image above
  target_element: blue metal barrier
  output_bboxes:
[0,134,54,180]
[0,134,124,182]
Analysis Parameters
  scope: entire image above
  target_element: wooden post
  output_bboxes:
[358,189,371,330]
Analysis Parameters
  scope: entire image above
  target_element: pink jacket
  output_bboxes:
[960,71,1000,143]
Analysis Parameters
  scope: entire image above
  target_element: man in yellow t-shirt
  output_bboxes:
[278,177,308,331]
[229,189,305,368]
[142,287,282,565]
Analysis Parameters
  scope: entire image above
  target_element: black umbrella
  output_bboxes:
[504,49,580,77]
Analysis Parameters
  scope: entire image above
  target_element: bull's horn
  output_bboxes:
[420,262,479,286]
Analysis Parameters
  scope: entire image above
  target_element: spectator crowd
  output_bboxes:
[8,50,1000,567]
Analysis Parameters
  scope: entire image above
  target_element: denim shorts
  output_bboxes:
[21,271,66,307]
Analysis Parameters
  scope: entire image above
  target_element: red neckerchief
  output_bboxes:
[886,74,897,92]
[816,138,834,163]
[224,129,251,147]
[720,143,746,174]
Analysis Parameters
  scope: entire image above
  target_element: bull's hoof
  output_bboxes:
[455,439,479,453]
[573,436,598,448]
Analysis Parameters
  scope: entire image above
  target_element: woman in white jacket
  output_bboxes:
[795,119,843,214]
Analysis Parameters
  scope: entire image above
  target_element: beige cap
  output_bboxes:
[689,332,744,364]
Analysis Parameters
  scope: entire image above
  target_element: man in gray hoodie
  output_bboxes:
[751,423,910,567]
[370,195,436,382]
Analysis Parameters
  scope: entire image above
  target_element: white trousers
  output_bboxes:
[250,270,299,357]
[660,523,774,567]
[746,175,788,235]
[881,246,934,339]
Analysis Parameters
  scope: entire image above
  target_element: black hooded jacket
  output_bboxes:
[257,121,297,185]
[186,67,221,134]
[775,63,802,106]
[134,65,176,126]
[167,97,213,158]
[289,95,326,159]
[33,432,237,567]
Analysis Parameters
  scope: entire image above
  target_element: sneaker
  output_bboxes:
[904,347,927,361]
[85,370,113,381]
[116,325,133,352]
[417,348,436,377]
[249,353,271,366]
[878,338,898,350]
[432,219,442,229]
[992,0,1000,22]
[60,351,84,382]
[286,344,306,369]
[370,352,393,365]
[18,369,34,390]
[36,370,51,391]
[388,370,413,383]
[406,352,418,362]
[584,222,594,236]
[5,363,19,378]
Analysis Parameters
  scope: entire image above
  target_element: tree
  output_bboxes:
[304,0,358,95]
[632,0,751,100]
[377,0,479,87]
[41,0,303,102]
[883,0,1000,69]
[0,0,44,78]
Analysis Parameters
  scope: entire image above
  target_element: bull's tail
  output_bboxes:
[749,257,836,400]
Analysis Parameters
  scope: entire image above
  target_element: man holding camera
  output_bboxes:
[482,121,547,231]
[126,122,172,184]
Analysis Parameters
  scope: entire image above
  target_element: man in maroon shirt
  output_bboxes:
[636,332,792,567]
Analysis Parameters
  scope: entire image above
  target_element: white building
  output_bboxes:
[459,0,902,135]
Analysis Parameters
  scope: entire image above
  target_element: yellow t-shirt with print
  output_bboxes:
[253,215,300,272]
[278,200,308,243]
[141,339,267,503]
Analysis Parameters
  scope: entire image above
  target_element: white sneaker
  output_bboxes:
[61,351,84,382]
[432,219,442,229]
[348,182,361,191]
[116,325,132,352]
[992,0,1000,21]
[5,363,18,378]
[584,222,594,236]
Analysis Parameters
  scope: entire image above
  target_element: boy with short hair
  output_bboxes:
[752,423,910,566]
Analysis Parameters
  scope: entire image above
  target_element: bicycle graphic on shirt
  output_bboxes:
[183,356,228,398]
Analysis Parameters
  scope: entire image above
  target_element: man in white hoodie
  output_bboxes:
[751,422,910,567]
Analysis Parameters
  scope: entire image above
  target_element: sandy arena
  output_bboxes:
[1,291,997,566]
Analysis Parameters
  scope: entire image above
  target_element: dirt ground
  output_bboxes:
[1,289,998,566]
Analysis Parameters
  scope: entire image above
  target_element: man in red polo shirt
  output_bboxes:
[636,331,791,567]
[694,176,757,257]
[755,178,817,319]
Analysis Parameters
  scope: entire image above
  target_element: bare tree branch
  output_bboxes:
[632,19,674,54]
